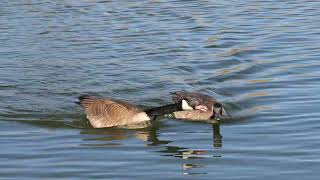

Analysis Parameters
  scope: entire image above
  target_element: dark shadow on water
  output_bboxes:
[78,121,223,149]
[5,112,225,150]
[79,121,171,147]
[212,122,223,148]
[78,121,224,175]
[5,113,226,175]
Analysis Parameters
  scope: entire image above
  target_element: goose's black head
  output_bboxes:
[210,102,226,120]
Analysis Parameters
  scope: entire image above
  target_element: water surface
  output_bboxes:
[1,0,320,179]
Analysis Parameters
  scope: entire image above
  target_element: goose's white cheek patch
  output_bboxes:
[182,100,193,110]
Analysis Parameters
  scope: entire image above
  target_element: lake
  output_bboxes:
[1,0,320,179]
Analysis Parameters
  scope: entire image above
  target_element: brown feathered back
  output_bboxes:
[172,91,215,108]
[78,96,149,128]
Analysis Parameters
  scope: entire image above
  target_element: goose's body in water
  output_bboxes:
[171,91,227,121]
[77,95,199,128]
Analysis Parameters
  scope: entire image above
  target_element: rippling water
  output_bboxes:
[1,0,320,179]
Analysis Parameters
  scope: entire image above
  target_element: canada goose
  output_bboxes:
[76,95,201,128]
[171,91,226,121]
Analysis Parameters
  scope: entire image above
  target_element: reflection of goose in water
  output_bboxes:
[171,91,227,121]
[15,115,223,175]
[212,122,223,148]
[78,125,169,147]
[79,121,223,151]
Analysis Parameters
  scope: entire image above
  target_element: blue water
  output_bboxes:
[1,0,320,179]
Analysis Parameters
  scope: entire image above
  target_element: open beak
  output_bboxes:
[195,105,208,112]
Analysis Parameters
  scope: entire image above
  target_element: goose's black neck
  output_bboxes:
[145,102,183,120]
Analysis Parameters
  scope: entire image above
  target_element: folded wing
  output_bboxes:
[78,96,142,128]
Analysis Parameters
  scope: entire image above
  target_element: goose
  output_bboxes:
[171,91,226,121]
[76,95,202,128]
